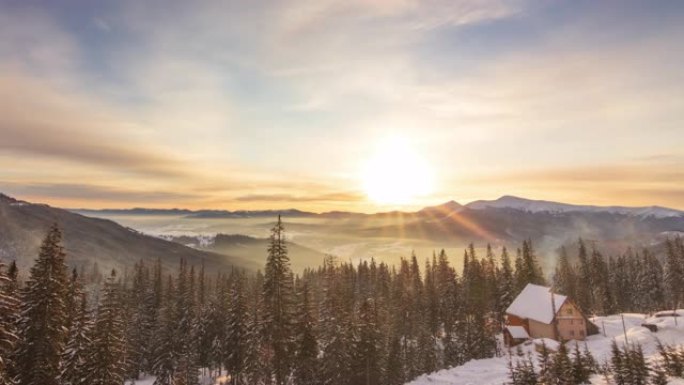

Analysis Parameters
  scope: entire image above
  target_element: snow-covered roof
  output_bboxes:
[505,326,529,339]
[506,284,567,324]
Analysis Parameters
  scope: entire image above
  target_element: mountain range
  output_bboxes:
[3,193,684,276]
[74,195,684,219]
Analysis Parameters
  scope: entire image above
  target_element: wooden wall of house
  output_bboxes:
[528,319,556,339]
[555,301,587,341]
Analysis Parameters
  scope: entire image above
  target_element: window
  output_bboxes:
[566,308,573,315]
[580,330,585,337]
[570,319,573,325]
[570,330,575,336]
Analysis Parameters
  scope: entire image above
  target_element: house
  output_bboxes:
[504,283,598,346]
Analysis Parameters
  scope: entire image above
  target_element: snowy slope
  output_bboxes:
[407,312,684,385]
[466,196,684,219]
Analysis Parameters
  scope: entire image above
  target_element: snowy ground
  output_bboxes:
[408,311,684,385]
[126,372,228,385]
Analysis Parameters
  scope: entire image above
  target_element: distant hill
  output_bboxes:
[68,194,684,266]
[356,196,684,256]
[163,233,328,273]
[0,194,260,273]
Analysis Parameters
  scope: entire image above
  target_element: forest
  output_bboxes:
[1,217,684,385]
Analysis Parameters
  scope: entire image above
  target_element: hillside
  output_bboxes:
[162,233,328,272]
[408,312,684,385]
[0,194,259,273]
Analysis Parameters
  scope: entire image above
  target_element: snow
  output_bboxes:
[125,371,227,385]
[506,325,530,339]
[505,284,567,324]
[466,196,684,219]
[407,311,684,385]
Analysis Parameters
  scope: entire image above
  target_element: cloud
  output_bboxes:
[0,70,192,178]
[1,182,199,204]
[235,192,364,203]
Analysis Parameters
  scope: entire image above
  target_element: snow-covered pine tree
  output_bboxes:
[86,270,127,385]
[520,240,545,286]
[665,238,684,309]
[126,260,154,379]
[498,247,514,323]
[575,239,593,314]
[244,270,268,384]
[611,340,627,385]
[536,340,552,384]
[262,215,295,385]
[553,246,577,299]
[226,269,249,384]
[13,225,69,385]
[0,262,18,385]
[59,286,93,385]
[638,251,665,314]
[625,343,650,385]
[195,263,214,376]
[590,250,616,315]
[550,342,573,385]
[152,276,177,385]
[384,331,404,385]
[292,282,319,385]
[570,342,592,384]
[351,298,382,385]
[173,259,199,385]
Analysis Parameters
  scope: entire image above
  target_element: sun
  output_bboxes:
[361,137,435,205]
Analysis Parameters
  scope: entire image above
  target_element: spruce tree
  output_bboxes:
[553,247,577,299]
[262,216,295,385]
[665,238,684,309]
[13,225,69,385]
[60,288,93,385]
[292,282,319,385]
[87,270,126,385]
[152,277,177,385]
[576,239,593,314]
[226,270,249,384]
[351,299,382,385]
[0,262,18,385]
[173,259,199,385]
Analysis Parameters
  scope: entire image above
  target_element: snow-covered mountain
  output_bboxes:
[465,195,684,219]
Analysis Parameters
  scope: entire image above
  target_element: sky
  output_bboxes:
[1,0,683,212]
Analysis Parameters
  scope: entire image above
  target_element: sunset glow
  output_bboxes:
[362,137,434,205]
[0,1,682,212]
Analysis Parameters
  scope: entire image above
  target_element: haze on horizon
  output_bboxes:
[1,0,683,212]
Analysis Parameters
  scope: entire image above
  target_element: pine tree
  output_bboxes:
[126,260,154,379]
[665,238,684,309]
[520,240,545,286]
[292,282,319,385]
[351,298,382,385]
[226,270,249,384]
[0,262,19,385]
[152,277,177,385]
[60,287,93,385]
[570,342,591,384]
[550,342,573,385]
[575,239,593,314]
[262,216,295,385]
[173,259,199,385]
[553,247,577,299]
[537,340,553,385]
[13,225,69,385]
[611,340,627,385]
[87,270,127,385]
[498,247,515,323]
[384,332,404,385]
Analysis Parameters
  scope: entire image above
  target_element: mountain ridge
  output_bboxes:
[70,194,684,219]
